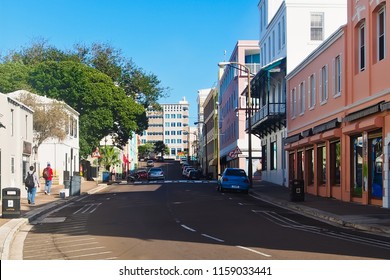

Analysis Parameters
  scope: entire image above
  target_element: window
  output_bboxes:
[11,157,15,173]
[272,30,275,58]
[311,13,324,41]
[378,7,386,61]
[291,88,297,118]
[359,22,366,71]
[297,151,304,180]
[352,135,363,197]
[333,55,342,96]
[299,81,305,115]
[330,141,341,185]
[309,74,316,109]
[282,16,286,46]
[306,149,314,185]
[278,22,281,51]
[270,141,277,170]
[320,65,328,103]
[317,145,326,185]
[10,109,14,136]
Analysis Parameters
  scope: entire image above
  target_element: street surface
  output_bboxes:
[12,161,390,260]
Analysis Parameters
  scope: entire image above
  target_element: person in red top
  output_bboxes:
[43,163,54,195]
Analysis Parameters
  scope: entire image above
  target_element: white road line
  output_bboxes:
[236,246,272,257]
[23,242,100,253]
[69,251,113,259]
[201,234,224,243]
[181,224,196,232]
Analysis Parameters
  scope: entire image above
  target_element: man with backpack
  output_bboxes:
[25,165,39,205]
[42,163,53,195]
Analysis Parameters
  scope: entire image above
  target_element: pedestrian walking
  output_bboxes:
[111,166,116,182]
[25,165,40,205]
[42,163,53,195]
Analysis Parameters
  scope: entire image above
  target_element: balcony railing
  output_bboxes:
[247,102,286,130]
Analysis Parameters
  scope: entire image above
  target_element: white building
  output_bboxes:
[140,97,190,159]
[0,92,34,199]
[7,90,80,186]
[251,0,347,186]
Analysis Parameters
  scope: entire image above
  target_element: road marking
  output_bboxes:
[73,203,101,214]
[236,246,272,257]
[201,234,224,243]
[181,224,196,232]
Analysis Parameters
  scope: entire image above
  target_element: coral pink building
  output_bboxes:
[286,0,390,208]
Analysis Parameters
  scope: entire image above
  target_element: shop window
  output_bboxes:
[297,151,304,180]
[317,145,326,185]
[306,149,314,185]
[289,152,295,180]
[330,141,341,185]
[369,132,383,199]
[270,141,277,170]
[352,135,363,197]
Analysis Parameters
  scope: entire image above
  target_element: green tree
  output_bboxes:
[138,143,154,159]
[0,40,168,157]
[154,141,168,156]
[27,61,147,157]
[0,62,31,93]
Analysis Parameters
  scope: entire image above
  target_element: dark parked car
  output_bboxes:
[217,168,249,193]
[148,167,165,181]
[127,170,148,182]
[188,169,202,180]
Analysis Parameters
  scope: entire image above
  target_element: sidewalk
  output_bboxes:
[0,179,108,260]
[251,181,390,236]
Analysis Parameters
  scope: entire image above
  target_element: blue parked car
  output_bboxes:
[217,168,250,194]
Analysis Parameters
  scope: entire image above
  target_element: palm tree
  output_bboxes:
[98,146,121,171]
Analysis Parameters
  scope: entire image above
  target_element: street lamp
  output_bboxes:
[194,121,208,177]
[218,61,253,188]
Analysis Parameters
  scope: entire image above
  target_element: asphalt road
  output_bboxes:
[13,161,390,260]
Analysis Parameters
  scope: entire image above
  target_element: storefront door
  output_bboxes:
[369,133,383,199]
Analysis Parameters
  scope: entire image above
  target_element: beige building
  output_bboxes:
[140,97,190,159]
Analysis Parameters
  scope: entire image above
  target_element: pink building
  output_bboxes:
[218,41,261,175]
[286,0,390,208]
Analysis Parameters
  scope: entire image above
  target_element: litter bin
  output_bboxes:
[102,171,110,183]
[290,179,304,202]
[70,175,81,196]
[2,187,21,218]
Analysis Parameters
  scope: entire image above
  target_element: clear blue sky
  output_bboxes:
[0,0,259,124]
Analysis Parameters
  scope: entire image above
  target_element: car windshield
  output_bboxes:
[225,169,246,176]
[149,168,162,172]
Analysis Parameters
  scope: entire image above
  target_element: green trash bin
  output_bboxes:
[2,188,21,218]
